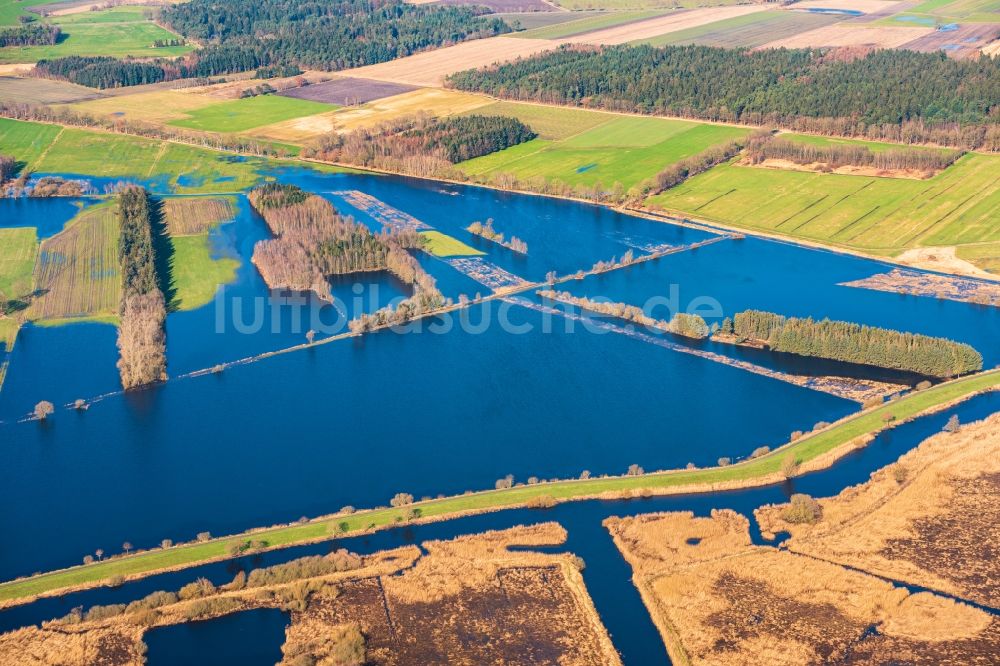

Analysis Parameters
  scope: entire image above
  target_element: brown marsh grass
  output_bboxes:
[756,411,1000,608]
[606,510,1000,665]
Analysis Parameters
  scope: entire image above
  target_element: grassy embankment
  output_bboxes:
[2,368,997,605]
[0,6,193,64]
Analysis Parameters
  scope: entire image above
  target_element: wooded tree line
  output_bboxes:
[0,23,60,46]
[729,309,982,378]
[248,184,440,306]
[447,45,1000,149]
[745,133,963,171]
[0,154,15,184]
[31,0,508,88]
[646,134,751,197]
[116,186,168,390]
[304,114,536,177]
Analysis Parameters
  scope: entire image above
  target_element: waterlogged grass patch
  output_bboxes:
[168,235,239,311]
[420,231,485,257]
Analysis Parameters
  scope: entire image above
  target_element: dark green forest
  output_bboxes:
[164,0,509,73]
[0,23,60,47]
[33,0,508,88]
[448,45,1000,148]
[730,309,983,378]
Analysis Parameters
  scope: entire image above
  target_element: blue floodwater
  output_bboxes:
[894,14,936,25]
[801,7,862,14]
[0,198,89,239]
[0,166,997,621]
[144,608,289,666]
[2,392,996,665]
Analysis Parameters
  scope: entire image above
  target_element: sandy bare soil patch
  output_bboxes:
[341,36,561,87]
[0,64,35,75]
[607,510,1000,665]
[841,267,1000,305]
[745,156,940,180]
[757,412,1000,609]
[571,6,769,45]
[759,23,932,49]
[894,246,998,280]
[785,0,909,14]
[252,88,493,142]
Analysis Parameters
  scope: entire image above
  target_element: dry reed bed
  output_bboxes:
[0,524,619,665]
[606,510,1000,665]
[756,411,1000,609]
[840,268,1000,307]
[285,523,621,665]
[162,197,235,236]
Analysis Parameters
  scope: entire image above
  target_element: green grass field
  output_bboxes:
[459,111,749,190]
[636,10,840,47]
[514,10,666,38]
[169,234,240,311]
[36,126,164,177]
[2,368,996,604]
[420,231,485,257]
[0,117,63,168]
[0,227,37,304]
[0,6,193,63]
[169,95,335,134]
[649,147,1000,256]
[0,0,63,26]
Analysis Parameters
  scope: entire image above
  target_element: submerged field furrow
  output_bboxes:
[509,297,901,403]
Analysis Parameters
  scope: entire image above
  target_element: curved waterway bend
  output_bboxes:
[3,392,997,665]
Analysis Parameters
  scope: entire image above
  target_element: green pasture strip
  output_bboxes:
[2,369,997,605]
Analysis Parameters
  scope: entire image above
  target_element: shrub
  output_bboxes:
[781,453,799,479]
[33,401,55,420]
[717,457,731,467]
[750,446,771,459]
[892,464,908,484]
[626,464,644,476]
[782,494,822,524]
[178,577,215,600]
[526,495,555,509]
[389,492,413,507]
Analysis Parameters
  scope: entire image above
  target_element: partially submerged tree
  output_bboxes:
[33,400,54,420]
